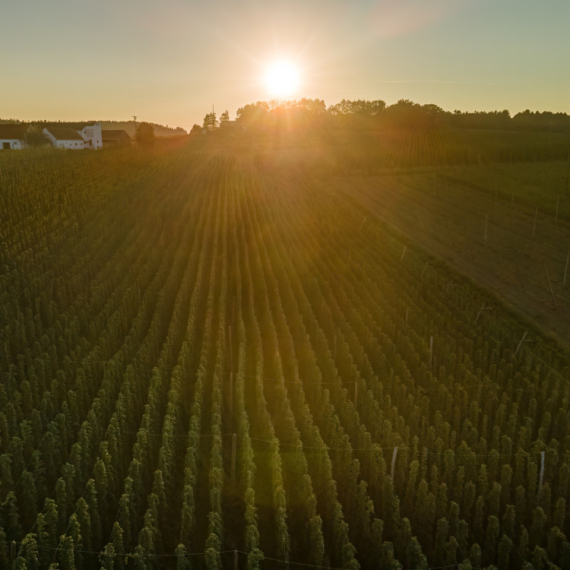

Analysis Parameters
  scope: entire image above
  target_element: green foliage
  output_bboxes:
[135,122,156,147]
[23,125,49,148]
[1,144,570,570]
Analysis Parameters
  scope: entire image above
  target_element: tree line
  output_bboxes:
[197,99,570,134]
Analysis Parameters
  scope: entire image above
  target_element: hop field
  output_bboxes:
[1,145,570,569]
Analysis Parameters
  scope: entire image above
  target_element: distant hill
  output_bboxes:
[0,119,187,136]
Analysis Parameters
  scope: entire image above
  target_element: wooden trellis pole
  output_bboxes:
[545,264,558,310]
[514,331,528,358]
[229,372,234,418]
[228,325,233,371]
[538,450,546,500]
[474,302,487,324]
[390,447,399,480]
[231,434,237,483]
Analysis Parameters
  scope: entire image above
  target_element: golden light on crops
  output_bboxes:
[263,61,300,98]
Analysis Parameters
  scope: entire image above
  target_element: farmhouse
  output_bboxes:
[43,122,103,150]
[43,127,87,149]
[102,129,131,147]
[0,121,104,150]
[0,124,28,150]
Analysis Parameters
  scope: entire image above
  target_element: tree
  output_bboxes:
[202,112,218,131]
[220,111,230,126]
[190,124,202,135]
[24,125,49,148]
[135,123,156,147]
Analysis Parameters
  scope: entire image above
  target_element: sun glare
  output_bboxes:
[264,61,300,99]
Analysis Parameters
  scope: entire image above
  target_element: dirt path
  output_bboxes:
[332,172,570,347]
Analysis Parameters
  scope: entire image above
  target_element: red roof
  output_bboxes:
[44,127,84,141]
[0,124,27,140]
[102,129,131,140]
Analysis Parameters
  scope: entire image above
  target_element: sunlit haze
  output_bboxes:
[1,0,570,129]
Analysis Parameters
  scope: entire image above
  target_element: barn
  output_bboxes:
[43,127,86,149]
[102,129,131,147]
[0,124,27,149]
[43,122,103,150]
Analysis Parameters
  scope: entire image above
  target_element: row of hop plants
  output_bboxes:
[4,146,570,569]
[248,177,409,567]
[300,169,560,564]
[233,172,326,566]
[0,150,213,568]
[239,163,564,564]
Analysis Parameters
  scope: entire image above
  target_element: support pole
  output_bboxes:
[538,450,546,501]
[474,302,486,325]
[400,245,407,261]
[228,326,233,372]
[390,447,399,480]
[545,264,558,310]
[514,331,528,358]
[333,333,337,360]
[234,550,239,570]
[229,372,234,418]
[231,433,237,483]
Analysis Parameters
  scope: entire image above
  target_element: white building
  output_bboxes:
[44,122,103,149]
[43,127,87,149]
[0,125,27,150]
[78,122,103,149]
[0,121,104,150]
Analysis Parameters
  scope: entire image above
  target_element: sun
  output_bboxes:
[264,61,300,99]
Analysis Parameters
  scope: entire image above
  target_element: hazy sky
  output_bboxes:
[2,0,570,129]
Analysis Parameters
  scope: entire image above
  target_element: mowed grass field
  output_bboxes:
[1,139,570,569]
[329,160,570,345]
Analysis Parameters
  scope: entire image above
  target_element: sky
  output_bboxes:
[1,0,570,130]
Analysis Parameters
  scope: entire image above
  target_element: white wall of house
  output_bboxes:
[80,122,102,149]
[43,129,85,150]
[56,140,85,150]
[0,139,25,150]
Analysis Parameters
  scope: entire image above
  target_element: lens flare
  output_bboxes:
[264,61,300,98]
